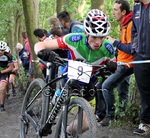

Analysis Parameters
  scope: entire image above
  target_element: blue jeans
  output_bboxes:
[102,65,133,116]
[117,76,130,111]
[95,82,106,119]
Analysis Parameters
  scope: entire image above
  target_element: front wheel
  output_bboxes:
[20,78,49,138]
[54,97,97,138]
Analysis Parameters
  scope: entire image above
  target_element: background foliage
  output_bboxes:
[0,0,133,45]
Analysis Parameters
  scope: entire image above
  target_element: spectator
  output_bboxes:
[21,32,34,81]
[48,16,69,35]
[42,29,50,38]
[50,27,63,39]
[48,16,60,29]
[50,27,68,92]
[33,28,48,42]
[57,11,83,59]
[33,28,65,79]
[114,1,150,135]
[33,28,48,79]
[57,11,73,31]
[50,27,68,58]
[0,41,13,111]
[22,32,32,62]
[131,0,150,136]
[16,43,30,75]
[100,0,134,126]
[57,11,83,34]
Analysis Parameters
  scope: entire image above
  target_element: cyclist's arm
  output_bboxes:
[34,39,60,55]
[12,54,19,72]
[1,63,13,74]
[12,61,19,72]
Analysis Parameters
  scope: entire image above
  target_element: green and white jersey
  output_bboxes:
[12,54,18,63]
[57,33,115,65]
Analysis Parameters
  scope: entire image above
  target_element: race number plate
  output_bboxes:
[68,60,92,83]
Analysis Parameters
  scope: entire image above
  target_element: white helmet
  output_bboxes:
[0,41,7,51]
[5,46,11,53]
[84,9,111,37]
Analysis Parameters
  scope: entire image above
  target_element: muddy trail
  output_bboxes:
[0,90,147,138]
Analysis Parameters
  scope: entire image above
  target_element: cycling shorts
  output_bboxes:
[0,73,9,83]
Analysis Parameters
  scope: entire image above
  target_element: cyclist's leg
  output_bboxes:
[9,74,16,96]
[66,97,96,136]
[0,74,9,111]
[55,97,97,138]
[67,110,89,135]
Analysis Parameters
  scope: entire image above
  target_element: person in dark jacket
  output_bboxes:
[16,43,30,74]
[131,0,150,136]
[106,0,150,135]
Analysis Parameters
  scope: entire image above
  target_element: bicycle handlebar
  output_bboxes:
[35,50,110,73]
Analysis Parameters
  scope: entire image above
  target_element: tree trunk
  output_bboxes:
[21,0,40,77]
[8,23,15,53]
[77,0,86,18]
[63,0,69,10]
[91,0,105,11]
[56,0,63,14]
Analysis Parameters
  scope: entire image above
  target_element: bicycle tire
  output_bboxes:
[20,78,49,138]
[54,97,97,138]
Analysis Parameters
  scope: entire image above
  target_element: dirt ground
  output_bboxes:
[0,90,148,138]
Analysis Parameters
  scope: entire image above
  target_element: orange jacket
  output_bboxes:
[117,12,133,67]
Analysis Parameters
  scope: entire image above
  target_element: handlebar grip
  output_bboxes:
[37,49,58,62]
[37,51,43,59]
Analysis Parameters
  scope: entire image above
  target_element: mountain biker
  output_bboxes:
[5,46,19,97]
[34,9,116,134]
[0,41,13,111]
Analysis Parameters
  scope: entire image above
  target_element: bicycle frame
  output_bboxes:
[22,57,110,137]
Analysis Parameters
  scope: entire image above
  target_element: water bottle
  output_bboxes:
[52,89,61,104]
